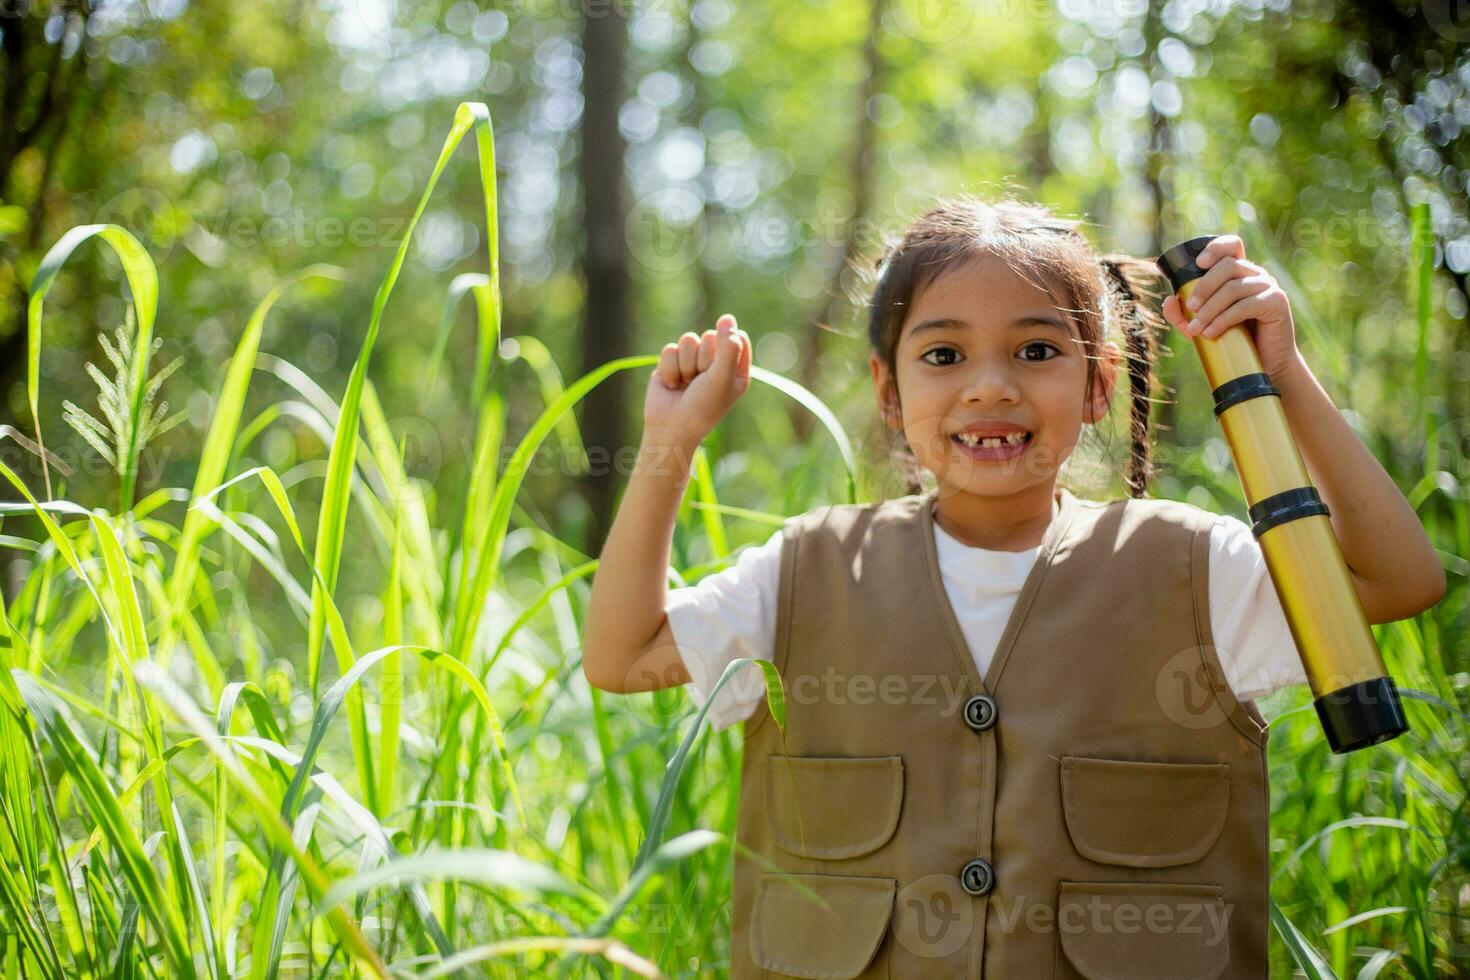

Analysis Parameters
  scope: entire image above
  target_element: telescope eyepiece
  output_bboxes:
[1156,236,1219,293]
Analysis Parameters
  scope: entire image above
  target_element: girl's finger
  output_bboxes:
[677,332,700,380]
[657,343,682,387]
[1198,295,1273,340]
[697,327,719,373]
[1183,254,1241,317]
[1187,276,1270,333]
[1196,234,1246,268]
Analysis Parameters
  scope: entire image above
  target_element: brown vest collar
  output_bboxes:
[913,484,1081,697]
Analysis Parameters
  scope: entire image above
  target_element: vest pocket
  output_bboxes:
[1059,756,1229,868]
[751,872,895,979]
[1053,881,1230,980]
[765,755,903,860]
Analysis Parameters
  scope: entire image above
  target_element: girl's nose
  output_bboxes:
[960,360,1021,404]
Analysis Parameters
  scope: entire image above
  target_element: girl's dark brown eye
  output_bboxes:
[1020,342,1059,362]
[921,347,961,366]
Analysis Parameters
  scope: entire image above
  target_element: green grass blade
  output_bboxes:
[630,658,783,876]
[448,355,657,668]
[317,848,577,912]
[193,464,376,814]
[748,365,857,503]
[415,937,664,980]
[305,102,498,700]
[1410,201,1432,445]
[419,273,491,415]
[159,266,348,668]
[13,673,193,976]
[378,499,405,820]
[500,334,584,470]
[130,662,387,977]
[253,788,323,980]
[168,800,218,980]
[86,514,148,671]
[26,225,158,504]
[0,463,125,655]
[1271,899,1341,980]
[359,380,442,640]
[689,448,728,559]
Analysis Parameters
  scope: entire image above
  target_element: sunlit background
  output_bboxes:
[0,0,1466,976]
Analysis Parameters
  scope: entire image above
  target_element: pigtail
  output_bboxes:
[1098,255,1169,499]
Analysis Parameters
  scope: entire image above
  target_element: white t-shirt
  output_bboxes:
[666,504,1309,732]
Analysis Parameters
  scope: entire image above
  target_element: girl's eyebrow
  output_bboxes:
[905,314,1069,339]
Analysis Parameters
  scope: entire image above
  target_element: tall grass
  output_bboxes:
[0,100,1463,979]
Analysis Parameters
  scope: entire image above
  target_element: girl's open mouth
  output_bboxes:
[951,431,1033,461]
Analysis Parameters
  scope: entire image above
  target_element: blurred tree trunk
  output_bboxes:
[577,2,633,554]
[1141,0,1178,444]
[0,2,93,421]
[677,0,715,331]
[1027,85,1054,180]
[790,0,888,446]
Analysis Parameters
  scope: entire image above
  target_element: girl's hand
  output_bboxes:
[1160,234,1304,384]
[644,313,752,446]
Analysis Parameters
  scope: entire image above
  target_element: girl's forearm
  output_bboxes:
[581,427,700,688]
[1274,353,1447,620]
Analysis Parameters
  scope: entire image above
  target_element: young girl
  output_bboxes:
[580,196,1444,979]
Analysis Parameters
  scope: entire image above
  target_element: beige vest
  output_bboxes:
[729,485,1271,979]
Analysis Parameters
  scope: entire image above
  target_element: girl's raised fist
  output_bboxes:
[644,313,751,445]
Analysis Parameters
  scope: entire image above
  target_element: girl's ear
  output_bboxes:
[1084,340,1122,424]
[870,352,903,429]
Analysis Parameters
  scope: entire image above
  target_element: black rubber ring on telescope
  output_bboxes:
[1211,372,1280,418]
[1314,676,1410,754]
[1156,237,1218,292]
[1248,487,1331,539]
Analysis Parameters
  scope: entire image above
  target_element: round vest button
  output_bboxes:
[960,857,994,897]
[963,693,998,732]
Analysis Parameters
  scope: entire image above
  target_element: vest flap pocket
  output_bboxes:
[752,872,895,979]
[766,755,903,860]
[1057,881,1229,980]
[1060,756,1228,868]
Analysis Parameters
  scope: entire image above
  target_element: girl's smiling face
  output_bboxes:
[870,255,1120,508]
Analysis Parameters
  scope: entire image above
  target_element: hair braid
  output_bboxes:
[1099,255,1164,499]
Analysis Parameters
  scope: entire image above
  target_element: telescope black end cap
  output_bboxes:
[1156,236,1218,293]
[1313,677,1410,755]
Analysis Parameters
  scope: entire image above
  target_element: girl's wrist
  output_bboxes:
[634,430,700,484]
[642,423,704,455]
[1272,351,1312,393]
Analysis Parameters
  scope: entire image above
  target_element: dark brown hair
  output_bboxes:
[863,194,1171,499]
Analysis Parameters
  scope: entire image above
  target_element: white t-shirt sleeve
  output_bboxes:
[665,528,784,732]
[1208,514,1310,702]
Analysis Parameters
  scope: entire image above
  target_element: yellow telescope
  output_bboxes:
[1156,236,1409,754]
